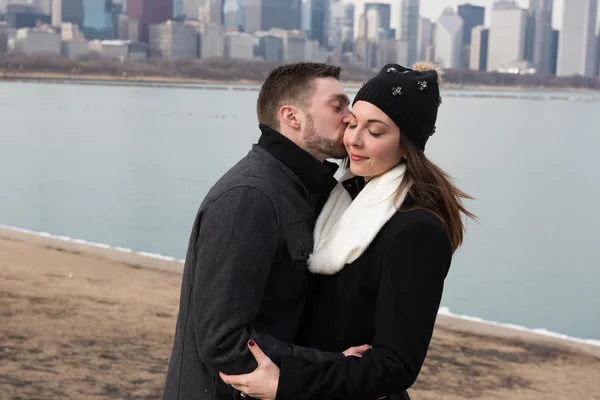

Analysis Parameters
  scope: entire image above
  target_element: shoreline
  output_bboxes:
[1,224,598,360]
[2,71,600,94]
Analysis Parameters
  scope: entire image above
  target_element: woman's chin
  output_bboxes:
[349,164,366,178]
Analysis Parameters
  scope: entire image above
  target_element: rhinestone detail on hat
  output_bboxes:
[418,80,428,91]
[392,87,403,96]
[387,67,398,73]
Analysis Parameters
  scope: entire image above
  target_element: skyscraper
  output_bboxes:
[127,0,173,43]
[310,0,330,47]
[83,0,116,38]
[301,0,311,34]
[182,0,203,20]
[224,0,243,29]
[416,16,432,61]
[174,0,183,17]
[33,0,52,15]
[244,0,301,33]
[457,3,484,46]
[469,25,488,71]
[487,0,527,72]
[364,2,391,39]
[435,6,463,68]
[398,0,419,65]
[525,0,554,75]
[595,28,600,76]
[61,0,84,29]
[196,0,224,25]
[557,0,598,77]
[328,0,354,50]
[550,28,559,75]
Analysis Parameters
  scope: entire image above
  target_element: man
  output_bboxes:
[163,63,360,400]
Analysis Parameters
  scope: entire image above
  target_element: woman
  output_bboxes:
[221,62,476,400]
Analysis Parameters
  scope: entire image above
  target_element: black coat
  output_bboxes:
[276,207,453,400]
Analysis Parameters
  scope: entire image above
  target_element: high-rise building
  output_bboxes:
[50,0,84,28]
[435,7,463,68]
[200,22,224,56]
[62,0,84,29]
[364,2,391,39]
[51,0,61,25]
[127,0,173,43]
[416,17,432,61]
[5,3,51,29]
[398,0,419,65]
[224,31,254,58]
[182,0,203,20]
[174,0,183,17]
[328,1,353,50]
[33,0,52,15]
[458,3,484,46]
[205,0,223,24]
[301,0,311,34]
[244,0,301,33]
[149,19,198,58]
[487,1,527,72]
[83,0,118,39]
[366,7,388,41]
[458,4,484,68]
[596,28,600,76]
[254,31,283,62]
[469,25,488,71]
[524,0,554,74]
[224,0,243,30]
[550,28,559,75]
[557,0,598,77]
[309,0,329,47]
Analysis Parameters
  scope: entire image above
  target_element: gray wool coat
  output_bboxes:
[163,145,342,400]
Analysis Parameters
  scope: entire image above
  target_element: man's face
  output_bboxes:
[301,77,351,160]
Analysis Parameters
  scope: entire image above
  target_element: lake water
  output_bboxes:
[1,81,599,342]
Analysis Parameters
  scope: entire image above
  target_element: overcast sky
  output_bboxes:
[347,0,570,30]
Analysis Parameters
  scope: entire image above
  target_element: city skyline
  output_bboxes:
[349,0,587,30]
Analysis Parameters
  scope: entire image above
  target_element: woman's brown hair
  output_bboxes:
[396,136,476,252]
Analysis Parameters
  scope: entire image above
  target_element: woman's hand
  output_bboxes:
[343,344,372,357]
[219,340,280,400]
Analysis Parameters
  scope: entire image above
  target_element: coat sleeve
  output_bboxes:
[276,221,452,400]
[193,186,342,376]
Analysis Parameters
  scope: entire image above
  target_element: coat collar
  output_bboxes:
[257,124,338,196]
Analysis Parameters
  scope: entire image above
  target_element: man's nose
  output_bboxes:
[342,114,352,125]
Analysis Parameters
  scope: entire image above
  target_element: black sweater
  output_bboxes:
[276,207,453,400]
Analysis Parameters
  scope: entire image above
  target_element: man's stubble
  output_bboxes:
[303,114,347,160]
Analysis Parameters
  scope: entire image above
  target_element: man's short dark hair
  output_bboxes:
[257,62,342,130]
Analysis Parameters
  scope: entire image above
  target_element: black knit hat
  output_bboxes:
[353,62,443,151]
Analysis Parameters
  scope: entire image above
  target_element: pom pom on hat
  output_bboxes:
[412,61,444,87]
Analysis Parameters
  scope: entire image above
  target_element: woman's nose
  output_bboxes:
[345,129,362,147]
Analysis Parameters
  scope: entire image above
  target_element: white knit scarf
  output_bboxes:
[308,163,410,275]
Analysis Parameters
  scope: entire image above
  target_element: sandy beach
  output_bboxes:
[1,229,599,400]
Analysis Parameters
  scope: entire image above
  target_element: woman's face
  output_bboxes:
[344,101,403,180]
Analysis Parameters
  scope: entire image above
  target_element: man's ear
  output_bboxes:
[279,105,301,130]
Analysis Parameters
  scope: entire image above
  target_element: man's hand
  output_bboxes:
[342,344,372,358]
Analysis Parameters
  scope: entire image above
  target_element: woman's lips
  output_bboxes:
[350,153,368,162]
